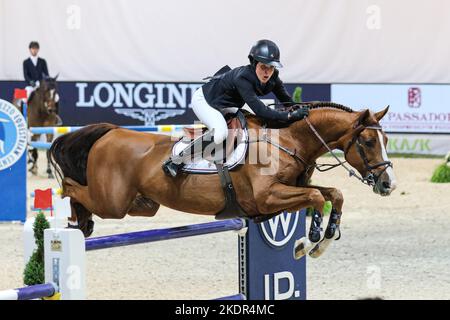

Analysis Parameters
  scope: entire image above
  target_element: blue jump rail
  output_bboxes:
[0,283,56,300]
[85,219,245,251]
[29,141,52,150]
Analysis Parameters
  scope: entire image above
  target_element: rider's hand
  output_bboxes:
[288,107,309,121]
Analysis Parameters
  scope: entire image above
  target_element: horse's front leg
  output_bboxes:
[302,186,344,258]
[28,135,39,175]
[46,133,54,179]
[256,183,327,260]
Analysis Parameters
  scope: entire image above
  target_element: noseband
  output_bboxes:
[343,125,393,186]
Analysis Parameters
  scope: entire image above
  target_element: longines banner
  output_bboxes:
[332,84,450,134]
[0,81,330,126]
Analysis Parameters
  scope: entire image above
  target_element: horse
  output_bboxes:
[14,75,61,178]
[49,102,397,259]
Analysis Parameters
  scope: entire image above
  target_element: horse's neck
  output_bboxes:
[283,110,355,163]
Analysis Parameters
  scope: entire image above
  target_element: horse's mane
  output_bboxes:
[243,101,355,128]
[304,101,354,113]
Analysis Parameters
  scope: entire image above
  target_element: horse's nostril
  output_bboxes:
[382,181,391,189]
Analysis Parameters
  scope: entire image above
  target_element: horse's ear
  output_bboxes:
[355,109,371,128]
[54,73,59,80]
[374,105,389,122]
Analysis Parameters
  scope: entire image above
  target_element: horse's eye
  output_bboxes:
[364,139,375,148]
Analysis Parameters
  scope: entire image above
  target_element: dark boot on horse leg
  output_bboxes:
[46,152,54,179]
[162,130,215,177]
[300,186,344,258]
[308,208,342,258]
[28,148,38,175]
[306,187,344,258]
[293,207,326,260]
[45,134,55,179]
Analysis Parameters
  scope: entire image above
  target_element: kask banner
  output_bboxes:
[0,81,331,126]
[331,84,450,134]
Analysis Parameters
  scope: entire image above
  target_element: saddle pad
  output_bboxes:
[171,128,248,174]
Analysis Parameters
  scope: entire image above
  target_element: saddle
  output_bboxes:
[171,111,248,174]
[181,115,244,163]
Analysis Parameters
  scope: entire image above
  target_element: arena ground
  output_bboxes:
[1,151,449,299]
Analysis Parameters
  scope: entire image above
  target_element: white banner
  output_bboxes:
[332,84,450,134]
[1,0,450,83]
[386,133,450,156]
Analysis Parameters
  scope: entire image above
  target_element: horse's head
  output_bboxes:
[343,106,397,196]
[38,74,59,115]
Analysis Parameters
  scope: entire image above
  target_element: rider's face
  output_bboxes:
[29,48,39,56]
[255,62,275,84]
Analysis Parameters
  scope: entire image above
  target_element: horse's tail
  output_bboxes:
[49,123,118,186]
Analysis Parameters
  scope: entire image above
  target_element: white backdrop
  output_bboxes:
[1,0,450,82]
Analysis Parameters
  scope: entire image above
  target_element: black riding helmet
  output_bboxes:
[248,39,283,68]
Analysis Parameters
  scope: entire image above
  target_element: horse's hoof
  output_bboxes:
[308,243,323,258]
[86,220,95,237]
[48,173,55,179]
[293,237,310,260]
[29,167,38,175]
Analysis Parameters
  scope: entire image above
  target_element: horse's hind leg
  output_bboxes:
[301,186,344,258]
[68,198,94,238]
[63,177,96,237]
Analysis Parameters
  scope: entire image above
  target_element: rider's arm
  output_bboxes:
[41,59,49,77]
[236,79,290,121]
[23,60,33,86]
[272,77,295,108]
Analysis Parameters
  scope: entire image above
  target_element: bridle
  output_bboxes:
[40,81,58,114]
[340,122,393,186]
[254,116,393,187]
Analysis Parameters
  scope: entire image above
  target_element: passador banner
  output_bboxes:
[332,84,450,134]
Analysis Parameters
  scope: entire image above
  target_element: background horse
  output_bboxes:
[49,103,397,259]
[14,75,61,178]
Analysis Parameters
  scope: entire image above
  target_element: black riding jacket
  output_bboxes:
[23,57,49,86]
[202,65,294,121]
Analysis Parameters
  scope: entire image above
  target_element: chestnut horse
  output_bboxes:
[49,103,396,259]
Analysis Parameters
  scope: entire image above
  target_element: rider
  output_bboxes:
[162,39,309,177]
[23,41,60,106]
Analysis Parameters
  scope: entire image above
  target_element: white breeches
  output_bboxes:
[191,87,229,144]
[24,86,35,100]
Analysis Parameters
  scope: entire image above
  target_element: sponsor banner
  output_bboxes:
[0,99,27,221]
[246,210,306,300]
[387,133,450,155]
[0,81,330,126]
[332,84,450,133]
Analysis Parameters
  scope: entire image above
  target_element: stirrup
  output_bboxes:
[162,159,183,177]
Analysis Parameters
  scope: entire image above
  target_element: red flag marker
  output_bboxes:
[14,88,27,100]
[34,188,53,216]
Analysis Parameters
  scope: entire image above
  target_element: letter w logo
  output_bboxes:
[260,211,299,247]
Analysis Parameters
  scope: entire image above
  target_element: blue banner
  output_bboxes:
[245,210,306,300]
[0,81,330,126]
